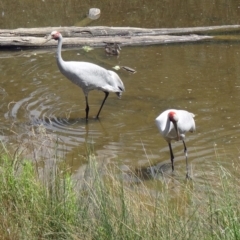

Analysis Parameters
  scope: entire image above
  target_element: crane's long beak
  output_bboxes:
[41,35,52,45]
[173,121,180,141]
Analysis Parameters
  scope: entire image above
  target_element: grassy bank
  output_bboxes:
[0,147,239,240]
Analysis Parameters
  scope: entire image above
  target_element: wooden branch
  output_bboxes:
[1,25,240,37]
[0,24,239,49]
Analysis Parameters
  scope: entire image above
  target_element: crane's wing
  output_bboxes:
[102,70,125,97]
[178,110,196,133]
[62,61,125,96]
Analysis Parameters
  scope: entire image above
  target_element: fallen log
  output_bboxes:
[0,34,212,48]
[0,25,239,49]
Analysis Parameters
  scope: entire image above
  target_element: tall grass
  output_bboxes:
[0,147,80,239]
[0,143,239,240]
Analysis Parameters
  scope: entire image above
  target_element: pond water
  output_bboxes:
[0,0,240,185]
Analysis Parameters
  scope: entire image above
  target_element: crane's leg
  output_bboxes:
[182,140,190,179]
[96,92,109,118]
[85,96,89,120]
[168,142,174,172]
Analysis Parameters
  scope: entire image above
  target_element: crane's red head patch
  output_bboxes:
[168,111,179,122]
[51,31,60,40]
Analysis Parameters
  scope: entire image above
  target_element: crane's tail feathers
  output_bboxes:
[116,86,124,98]
[116,92,122,99]
[101,84,124,98]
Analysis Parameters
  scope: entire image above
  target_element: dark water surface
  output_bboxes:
[0,1,240,185]
[1,0,240,28]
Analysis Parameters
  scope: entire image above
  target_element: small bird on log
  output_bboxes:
[104,42,121,56]
[155,109,196,178]
[44,31,125,120]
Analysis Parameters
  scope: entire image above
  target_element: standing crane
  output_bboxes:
[44,31,125,120]
[155,109,196,178]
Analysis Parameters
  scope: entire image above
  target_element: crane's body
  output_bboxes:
[45,31,125,119]
[155,109,195,178]
[155,109,195,142]
[57,60,123,97]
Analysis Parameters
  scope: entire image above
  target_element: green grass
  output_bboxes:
[0,144,239,240]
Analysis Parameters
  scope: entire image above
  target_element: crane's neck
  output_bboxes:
[56,35,65,68]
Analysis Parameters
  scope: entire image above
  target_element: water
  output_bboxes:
[0,0,240,184]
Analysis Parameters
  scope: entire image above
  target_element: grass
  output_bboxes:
[0,143,239,240]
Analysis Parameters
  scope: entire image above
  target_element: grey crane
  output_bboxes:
[155,109,196,178]
[45,31,125,120]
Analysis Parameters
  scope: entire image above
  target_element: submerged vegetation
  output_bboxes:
[0,143,239,240]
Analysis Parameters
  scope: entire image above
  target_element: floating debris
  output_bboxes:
[113,65,121,70]
[121,66,137,74]
[88,8,101,20]
[112,65,136,73]
[74,8,100,27]
[82,46,94,52]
